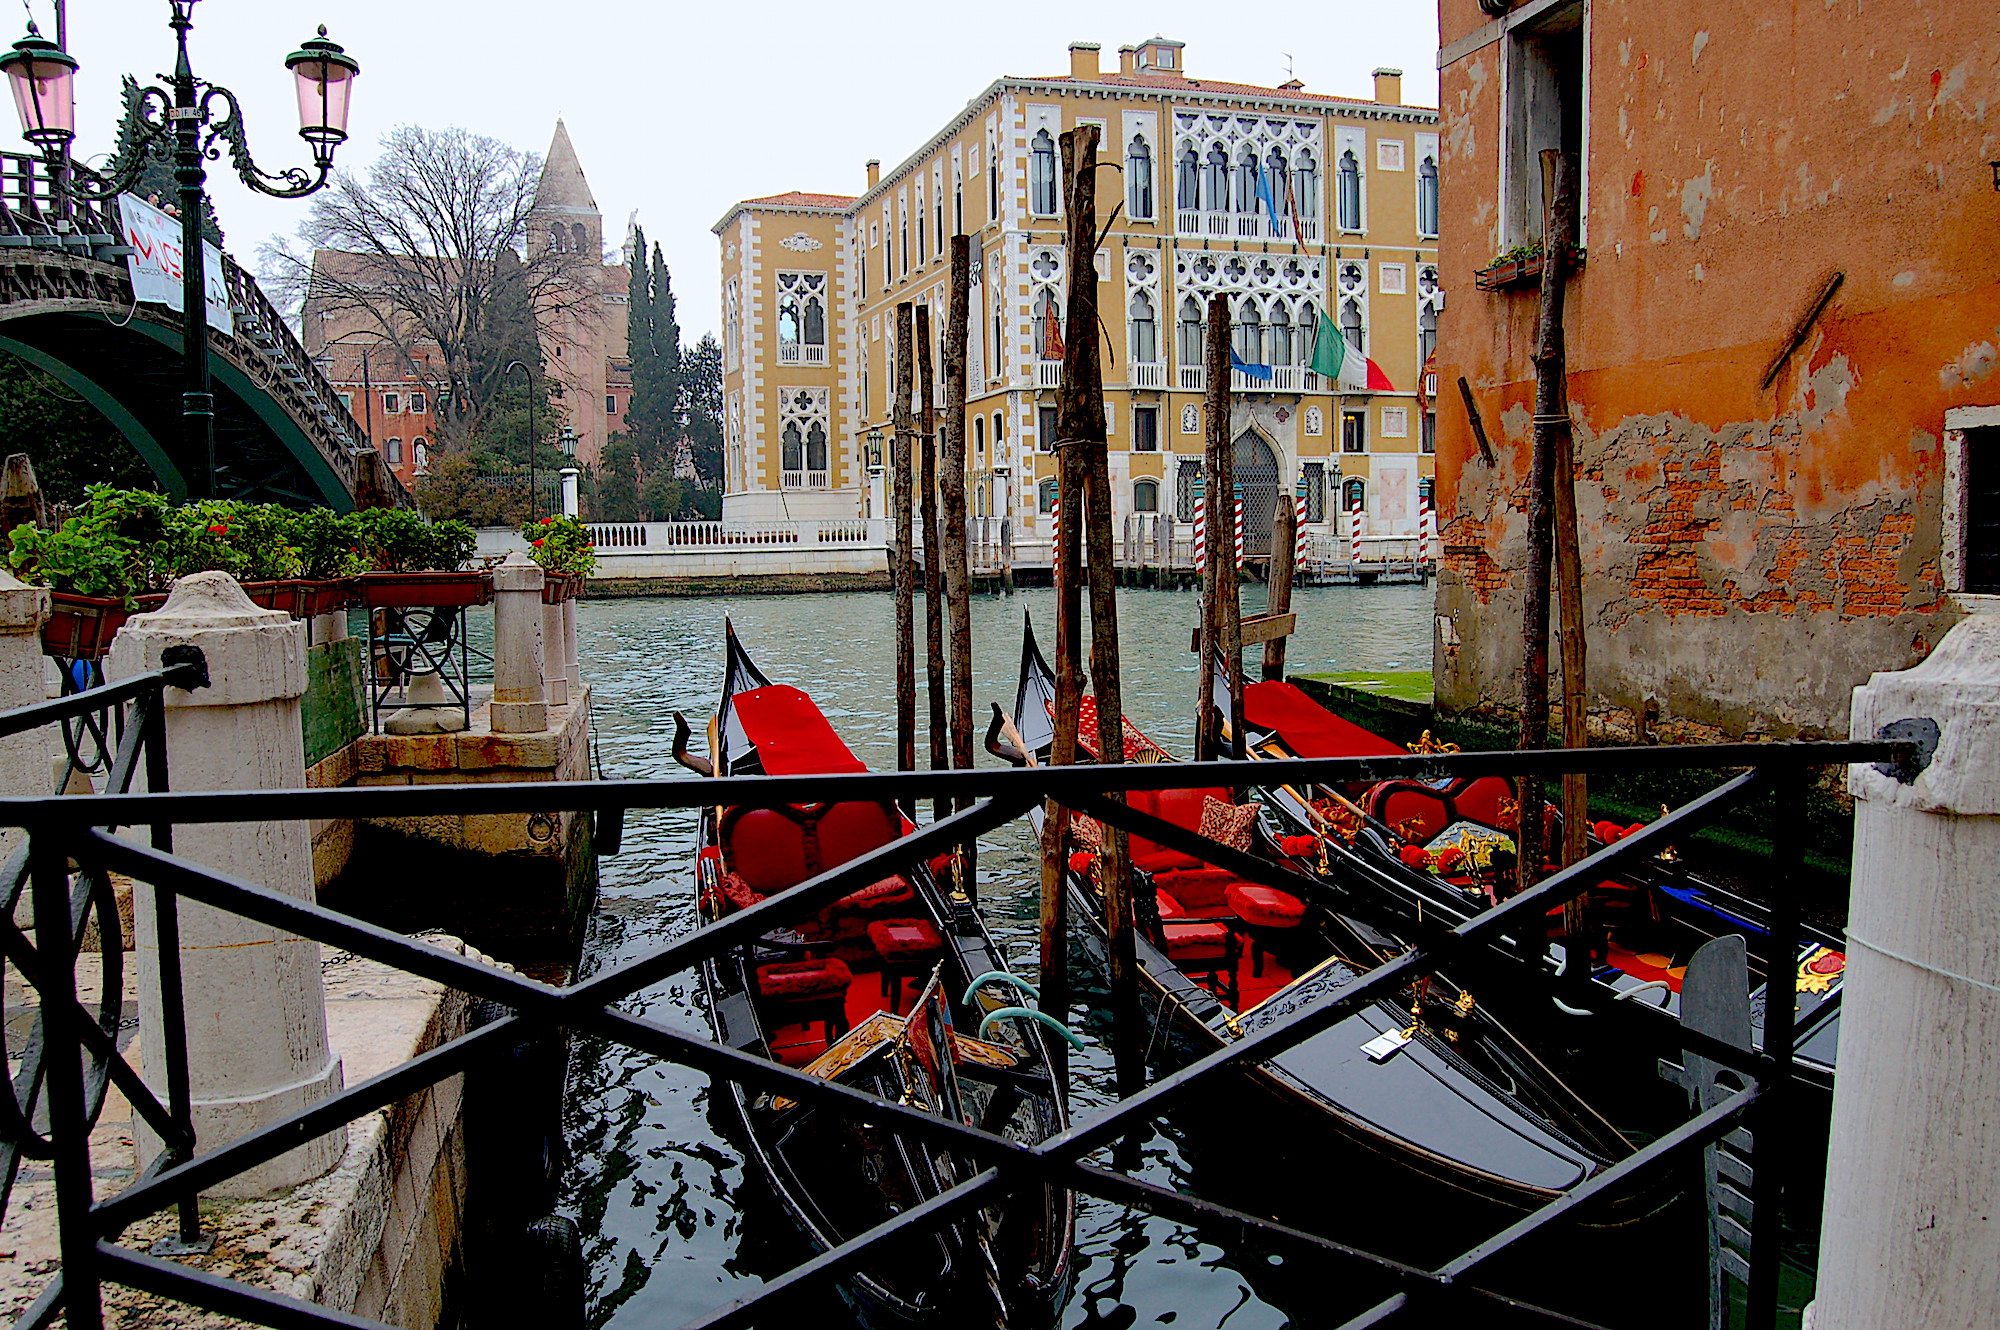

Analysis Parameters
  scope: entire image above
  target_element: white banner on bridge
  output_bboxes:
[116,195,233,337]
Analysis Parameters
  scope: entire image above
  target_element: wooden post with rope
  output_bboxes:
[891,303,918,817]
[917,305,949,826]
[943,234,977,899]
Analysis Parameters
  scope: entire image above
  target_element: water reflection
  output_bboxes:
[562,584,1433,1329]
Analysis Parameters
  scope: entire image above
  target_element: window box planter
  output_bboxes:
[42,591,167,661]
[1474,246,1585,292]
[540,571,583,605]
[240,578,359,620]
[358,570,493,610]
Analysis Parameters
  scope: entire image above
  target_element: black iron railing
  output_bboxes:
[0,718,1907,1330]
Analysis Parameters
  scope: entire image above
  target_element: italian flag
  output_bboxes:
[1310,310,1395,391]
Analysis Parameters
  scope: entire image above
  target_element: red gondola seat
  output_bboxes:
[1126,786,1233,872]
[1225,884,1306,929]
[867,917,946,1004]
[756,956,854,1045]
[1153,867,1237,915]
[1161,921,1240,1008]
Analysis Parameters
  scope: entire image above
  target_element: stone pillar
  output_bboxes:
[1815,611,2000,1328]
[541,595,570,708]
[490,551,547,734]
[559,468,580,519]
[106,572,343,1195]
[563,598,581,696]
[0,572,48,864]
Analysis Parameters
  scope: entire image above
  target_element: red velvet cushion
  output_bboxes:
[1452,777,1517,832]
[1161,920,1232,965]
[1128,786,1232,871]
[756,957,853,1002]
[1374,786,1451,846]
[867,917,944,961]
[1154,868,1237,912]
[727,808,813,892]
[827,874,915,917]
[1154,889,1187,920]
[814,801,901,870]
[1226,884,1306,929]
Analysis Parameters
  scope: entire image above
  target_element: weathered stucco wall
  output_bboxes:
[1434,0,2000,738]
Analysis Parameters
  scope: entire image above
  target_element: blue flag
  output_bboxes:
[1230,348,1272,381]
[1257,162,1284,234]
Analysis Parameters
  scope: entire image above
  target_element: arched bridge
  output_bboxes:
[0,152,405,510]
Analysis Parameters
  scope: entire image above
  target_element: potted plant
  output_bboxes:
[241,507,366,618]
[522,514,596,603]
[7,485,169,659]
[353,509,490,608]
[1474,238,1587,292]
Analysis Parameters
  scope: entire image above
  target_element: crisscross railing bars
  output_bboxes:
[0,736,1902,1330]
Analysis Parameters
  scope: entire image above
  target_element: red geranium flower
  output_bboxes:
[208,524,227,534]
[531,539,544,547]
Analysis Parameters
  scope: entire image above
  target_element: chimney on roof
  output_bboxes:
[866,158,880,190]
[1373,67,1404,105]
[1118,45,1136,74]
[1279,78,1304,92]
[1068,42,1101,79]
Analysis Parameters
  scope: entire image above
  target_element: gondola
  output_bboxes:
[1233,676,1846,1093]
[992,614,1640,1217]
[684,621,1076,1328]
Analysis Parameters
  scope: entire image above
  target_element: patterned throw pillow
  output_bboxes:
[1197,797,1261,853]
[1070,814,1103,850]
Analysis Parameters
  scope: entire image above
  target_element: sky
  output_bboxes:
[33,0,1441,341]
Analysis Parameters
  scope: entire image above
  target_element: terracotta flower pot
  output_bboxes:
[540,571,582,604]
[42,590,168,661]
[240,578,359,619]
[358,570,494,609]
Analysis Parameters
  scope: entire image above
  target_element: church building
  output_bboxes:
[714,38,1441,556]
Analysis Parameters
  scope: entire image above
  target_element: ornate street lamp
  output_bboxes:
[0,4,359,499]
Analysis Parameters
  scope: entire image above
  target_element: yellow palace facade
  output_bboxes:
[713,37,1441,555]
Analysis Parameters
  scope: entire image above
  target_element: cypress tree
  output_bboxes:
[105,76,223,245]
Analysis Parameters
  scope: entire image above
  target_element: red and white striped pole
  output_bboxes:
[1350,495,1364,567]
[1295,478,1310,571]
[1050,492,1060,566]
[1420,492,1438,564]
[1192,475,1207,575]
[1232,483,1246,571]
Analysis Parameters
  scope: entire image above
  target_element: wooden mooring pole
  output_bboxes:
[943,235,977,899]
[892,303,918,817]
[1199,294,1245,761]
[917,305,949,826]
[1262,474,1299,682]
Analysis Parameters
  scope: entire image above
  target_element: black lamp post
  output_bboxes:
[0,3,358,500]
[505,359,537,523]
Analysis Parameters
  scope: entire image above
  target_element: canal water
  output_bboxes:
[557,584,1673,1328]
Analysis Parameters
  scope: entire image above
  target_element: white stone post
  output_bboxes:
[0,572,49,810]
[1816,611,2000,1328]
[559,467,580,519]
[106,573,343,1195]
[541,594,570,708]
[490,551,548,733]
[563,598,581,696]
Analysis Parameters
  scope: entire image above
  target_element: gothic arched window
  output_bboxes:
[1178,145,1200,212]
[1127,135,1154,219]
[1234,299,1263,366]
[1177,296,1204,368]
[1204,145,1231,213]
[1343,476,1366,513]
[1337,149,1363,230]
[1030,131,1058,216]
[1038,477,1058,513]
[1129,290,1159,365]
[803,294,825,347]
[1270,303,1294,365]
[1237,149,1262,218]
[1295,149,1320,220]
[572,223,589,255]
[806,421,828,473]
[1341,298,1364,352]
[782,422,804,471]
[1417,155,1440,238]
[1419,303,1437,364]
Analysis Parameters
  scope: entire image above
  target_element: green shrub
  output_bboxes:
[522,514,596,575]
[154,500,304,583]
[5,484,169,602]
[352,508,478,572]
[289,508,367,580]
